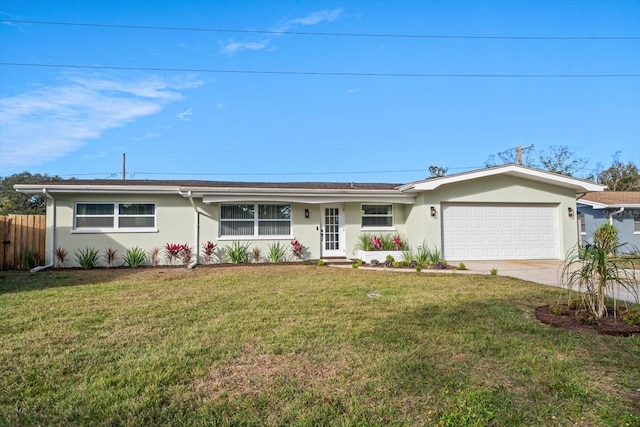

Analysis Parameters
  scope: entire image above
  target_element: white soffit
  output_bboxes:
[400,165,606,193]
[202,194,416,204]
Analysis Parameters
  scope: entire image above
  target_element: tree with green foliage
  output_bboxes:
[537,146,587,177]
[0,172,64,215]
[595,159,640,191]
[427,165,448,178]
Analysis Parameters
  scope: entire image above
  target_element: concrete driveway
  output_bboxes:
[463,260,639,303]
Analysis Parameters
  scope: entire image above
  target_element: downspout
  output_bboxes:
[182,191,200,269]
[31,189,55,272]
[608,207,624,225]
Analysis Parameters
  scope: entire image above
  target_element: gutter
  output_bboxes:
[179,190,201,269]
[608,207,625,225]
[31,189,55,272]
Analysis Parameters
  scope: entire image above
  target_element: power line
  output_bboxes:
[1,62,638,78]
[2,19,639,40]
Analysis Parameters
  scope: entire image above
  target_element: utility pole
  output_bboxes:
[122,153,126,180]
[516,145,534,165]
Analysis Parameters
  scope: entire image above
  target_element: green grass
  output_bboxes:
[1,266,639,426]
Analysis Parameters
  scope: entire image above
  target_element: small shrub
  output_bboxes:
[202,241,217,264]
[392,261,400,268]
[549,304,570,315]
[165,243,182,265]
[414,243,431,266]
[427,247,441,265]
[355,233,375,251]
[23,249,39,269]
[385,254,395,262]
[180,243,193,266]
[575,309,600,325]
[402,250,413,264]
[225,241,251,264]
[102,247,118,268]
[352,259,364,268]
[268,242,288,263]
[432,262,448,270]
[415,264,422,272]
[458,262,466,270]
[252,247,262,263]
[74,247,99,269]
[490,268,498,276]
[370,259,380,266]
[619,307,640,326]
[317,259,326,266]
[290,238,305,261]
[54,247,68,268]
[384,260,394,268]
[149,247,161,267]
[123,246,146,268]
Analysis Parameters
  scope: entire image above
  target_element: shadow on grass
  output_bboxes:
[0,267,166,294]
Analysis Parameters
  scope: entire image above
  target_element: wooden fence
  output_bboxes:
[0,215,46,271]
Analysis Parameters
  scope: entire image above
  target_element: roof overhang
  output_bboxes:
[399,164,606,193]
[14,184,179,195]
[15,184,415,204]
[577,200,640,209]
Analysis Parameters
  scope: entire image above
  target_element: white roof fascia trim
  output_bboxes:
[14,185,178,194]
[577,200,607,209]
[400,165,606,193]
[202,194,416,204]
[578,200,640,209]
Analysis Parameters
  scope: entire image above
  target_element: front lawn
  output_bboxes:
[0,266,638,426]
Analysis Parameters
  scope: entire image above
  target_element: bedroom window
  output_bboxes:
[361,204,393,228]
[75,203,156,231]
[220,204,291,237]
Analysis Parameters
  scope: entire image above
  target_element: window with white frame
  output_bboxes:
[361,204,393,228]
[578,213,586,234]
[220,203,291,237]
[75,203,156,231]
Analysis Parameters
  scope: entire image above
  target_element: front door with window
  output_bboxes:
[321,205,345,257]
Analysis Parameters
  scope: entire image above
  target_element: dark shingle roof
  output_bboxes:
[580,191,640,205]
[34,179,402,191]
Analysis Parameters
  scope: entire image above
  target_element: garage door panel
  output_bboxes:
[443,204,559,260]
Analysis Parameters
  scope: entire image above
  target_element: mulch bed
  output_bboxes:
[535,305,640,337]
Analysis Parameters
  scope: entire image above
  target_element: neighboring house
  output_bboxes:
[15,165,604,268]
[577,191,640,252]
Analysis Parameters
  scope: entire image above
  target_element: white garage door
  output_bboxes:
[442,204,559,260]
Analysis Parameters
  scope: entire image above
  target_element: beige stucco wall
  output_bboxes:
[343,203,408,257]
[43,176,578,267]
[404,175,578,259]
[50,193,205,267]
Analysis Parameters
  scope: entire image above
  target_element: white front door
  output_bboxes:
[321,205,345,257]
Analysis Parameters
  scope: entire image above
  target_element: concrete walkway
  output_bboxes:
[462,260,639,303]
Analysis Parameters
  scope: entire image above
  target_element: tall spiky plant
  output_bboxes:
[563,223,637,320]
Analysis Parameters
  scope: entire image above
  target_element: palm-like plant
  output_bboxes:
[562,223,638,320]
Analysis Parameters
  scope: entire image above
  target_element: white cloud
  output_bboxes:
[216,103,225,109]
[221,39,271,54]
[176,108,193,121]
[0,74,202,172]
[347,88,361,94]
[277,8,343,31]
[220,8,343,55]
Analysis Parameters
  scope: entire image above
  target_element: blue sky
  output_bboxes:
[1,0,639,183]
